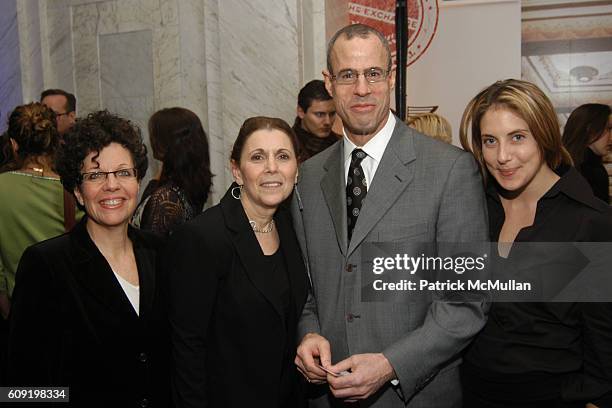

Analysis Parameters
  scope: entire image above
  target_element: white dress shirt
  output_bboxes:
[343,111,396,186]
[342,112,401,386]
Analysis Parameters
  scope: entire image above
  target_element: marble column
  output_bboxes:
[15,0,44,105]
[0,0,22,131]
[299,0,328,82]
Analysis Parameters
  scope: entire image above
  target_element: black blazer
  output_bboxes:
[167,185,309,408]
[6,218,170,408]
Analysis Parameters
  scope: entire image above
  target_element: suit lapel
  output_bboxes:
[321,142,348,255]
[220,188,286,325]
[275,208,308,318]
[130,227,155,320]
[70,220,139,321]
[348,121,416,256]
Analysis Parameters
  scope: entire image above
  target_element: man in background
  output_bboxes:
[294,80,341,162]
[40,89,76,136]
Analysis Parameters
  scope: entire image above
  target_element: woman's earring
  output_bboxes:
[231,185,242,200]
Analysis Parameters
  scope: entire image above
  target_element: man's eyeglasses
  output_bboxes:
[55,112,72,117]
[81,168,137,183]
[330,67,389,85]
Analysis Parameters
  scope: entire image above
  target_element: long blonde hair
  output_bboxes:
[460,79,572,182]
[407,113,452,144]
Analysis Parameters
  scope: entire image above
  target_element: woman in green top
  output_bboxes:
[0,102,70,319]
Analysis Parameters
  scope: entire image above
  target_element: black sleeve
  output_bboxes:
[580,165,610,204]
[6,246,58,386]
[166,219,228,408]
[583,302,612,406]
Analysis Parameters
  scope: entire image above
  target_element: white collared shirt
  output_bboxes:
[342,111,401,387]
[343,112,396,186]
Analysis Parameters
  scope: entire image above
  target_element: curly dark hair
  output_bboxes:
[55,110,148,197]
[1,102,59,172]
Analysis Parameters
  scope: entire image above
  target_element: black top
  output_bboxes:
[134,180,204,236]
[463,166,612,405]
[167,184,309,408]
[266,248,295,330]
[266,247,298,405]
[579,147,610,204]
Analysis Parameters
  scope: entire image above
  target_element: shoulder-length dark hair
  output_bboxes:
[149,107,213,209]
[562,103,611,167]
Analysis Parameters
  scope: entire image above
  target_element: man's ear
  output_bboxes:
[323,70,334,97]
[297,106,306,120]
[388,68,396,91]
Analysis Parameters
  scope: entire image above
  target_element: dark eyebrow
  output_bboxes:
[506,128,530,135]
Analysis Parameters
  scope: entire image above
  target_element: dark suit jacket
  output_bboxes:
[167,185,309,408]
[6,218,170,408]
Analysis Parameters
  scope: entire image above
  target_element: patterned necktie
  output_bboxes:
[346,148,368,241]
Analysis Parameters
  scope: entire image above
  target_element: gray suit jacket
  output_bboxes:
[292,118,489,407]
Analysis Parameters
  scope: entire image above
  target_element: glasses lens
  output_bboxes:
[117,168,137,178]
[335,69,356,85]
[334,68,387,84]
[365,68,385,82]
[83,172,105,182]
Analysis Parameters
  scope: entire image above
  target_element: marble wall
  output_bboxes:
[99,29,156,188]
[216,0,300,187]
[1,0,327,202]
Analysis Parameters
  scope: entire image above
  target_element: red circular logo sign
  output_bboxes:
[348,0,439,67]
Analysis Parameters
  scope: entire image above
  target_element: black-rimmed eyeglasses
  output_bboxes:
[330,67,389,85]
[81,168,137,183]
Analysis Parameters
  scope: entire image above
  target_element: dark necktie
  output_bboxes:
[347,148,367,241]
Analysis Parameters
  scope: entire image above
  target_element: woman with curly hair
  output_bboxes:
[6,111,169,407]
[132,107,212,235]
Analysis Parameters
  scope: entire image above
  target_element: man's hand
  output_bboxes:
[295,333,332,384]
[327,353,396,401]
[0,292,10,320]
[586,404,599,408]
